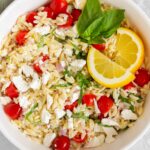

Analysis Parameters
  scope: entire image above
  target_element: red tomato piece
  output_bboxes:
[42,55,50,62]
[82,94,96,107]
[4,102,22,120]
[72,132,87,143]
[71,9,81,22]
[59,13,73,28]
[64,100,78,111]
[16,30,28,45]
[124,82,135,90]
[134,68,150,87]
[43,7,55,19]
[49,0,68,16]
[52,135,70,150]
[33,63,43,74]
[98,113,105,120]
[97,96,114,114]
[5,83,19,99]
[26,11,38,26]
[92,44,106,51]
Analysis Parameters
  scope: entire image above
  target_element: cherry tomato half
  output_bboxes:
[64,100,78,111]
[50,0,68,16]
[92,44,106,51]
[4,102,22,120]
[124,82,135,90]
[82,94,96,107]
[72,132,87,143]
[59,13,73,28]
[26,11,38,26]
[52,135,70,150]
[134,68,150,87]
[42,55,50,62]
[43,7,55,19]
[16,30,28,45]
[71,9,81,22]
[5,83,19,99]
[33,63,43,74]
[97,96,114,114]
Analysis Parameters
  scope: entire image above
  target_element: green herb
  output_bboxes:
[25,103,38,121]
[72,112,89,121]
[51,83,72,88]
[76,51,87,59]
[37,36,45,48]
[76,72,92,104]
[63,68,72,77]
[77,0,125,44]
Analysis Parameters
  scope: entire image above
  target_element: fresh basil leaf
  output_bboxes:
[77,0,102,35]
[87,36,105,44]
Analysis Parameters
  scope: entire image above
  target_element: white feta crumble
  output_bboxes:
[94,99,100,114]
[60,61,66,68]
[55,108,66,119]
[43,133,56,147]
[84,135,105,148]
[47,94,53,109]
[34,26,50,35]
[68,118,74,129]
[12,76,29,92]
[0,96,11,105]
[71,59,86,71]
[19,96,30,109]
[41,108,51,124]
[121,109,137,120]
[70,91,80,103]
[39,46,49,54]
[66,110,72,118]
[101,118,119,127]
[55,48,63,58]
[42,72,51,85]
[21,65,34,77]
[64,47,73,57]
[113,88,120,102]
[103,127,118,143]
[55,28,65,38]
[30,73,41,90]
[74,0,86,9]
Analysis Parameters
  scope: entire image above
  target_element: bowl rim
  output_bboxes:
[0,0,150,150]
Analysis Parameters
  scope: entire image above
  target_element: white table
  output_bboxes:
[0,0,150,149]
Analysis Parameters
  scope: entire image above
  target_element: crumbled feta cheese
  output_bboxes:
[101,118,119,127]
[34,26,50,35]
[0,96,11,105]
[74,0,86,9]
[43,133,56,147]
[70,91,80,103]
[84,135,105,148]
[49,39,62,51]
[113,88,120,102]
[47,94,53,109]
[21,65,34,77]
[19,96,30,109]
[39,46,49,55]
[121,109,137,120]
[41,108,51,124]
[60,61,66,68]
[42,72,51,85]
[56,14,68,25]
[8,64,16,70]
[66,110,72,118]
[12,76,29,92]
[55,48,63,58]
[94,99,100,114]
[71,59,86,71]
[68,118,74,129]
[64,48,73,57]
[103,127,118,143]
[55,108,66,119]
[30,73,41,90]
[0,49,8,57]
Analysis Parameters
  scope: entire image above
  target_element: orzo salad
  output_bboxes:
[0,0,150,149]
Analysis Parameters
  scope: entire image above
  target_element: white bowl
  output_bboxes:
[0,0,150,150]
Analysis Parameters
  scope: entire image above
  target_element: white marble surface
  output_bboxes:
[0,0,150,149]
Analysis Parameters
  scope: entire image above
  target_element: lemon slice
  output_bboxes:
[114,27,144,72]
[87,48,135,88]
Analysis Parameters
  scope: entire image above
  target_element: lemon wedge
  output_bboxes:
[114,27,144,73]
[87,27,144,88]
[87,48,135,88]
